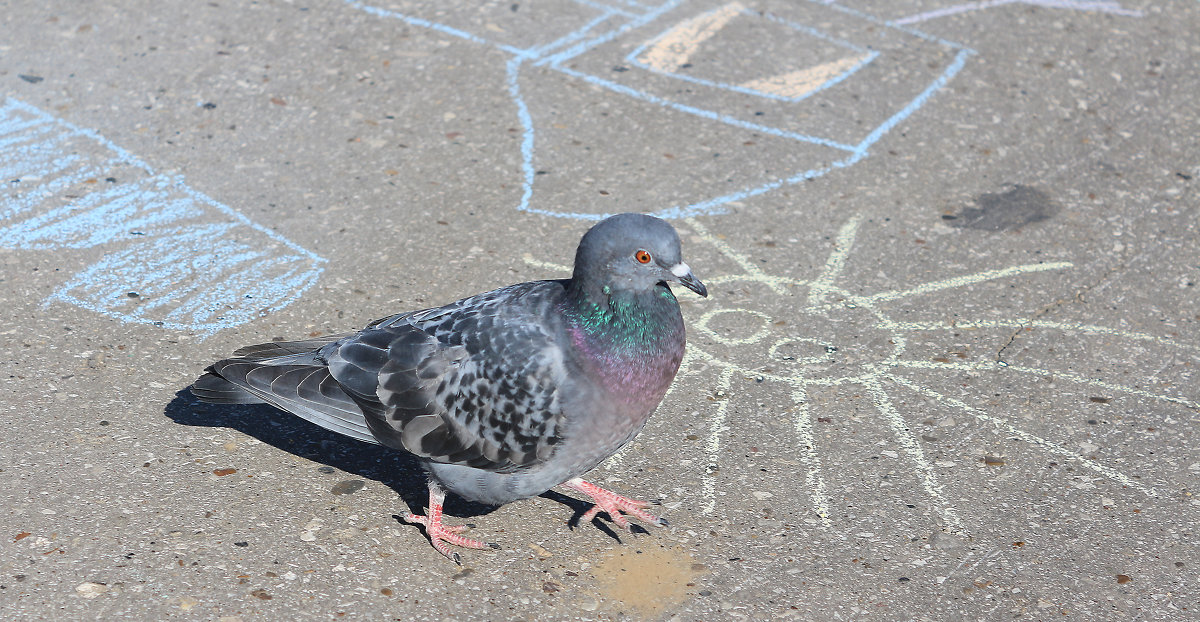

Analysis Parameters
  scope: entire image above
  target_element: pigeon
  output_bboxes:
[191,213,707,562]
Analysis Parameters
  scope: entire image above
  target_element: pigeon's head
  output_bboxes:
[573,213,707,298]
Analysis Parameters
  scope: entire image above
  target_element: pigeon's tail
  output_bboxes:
[191,340,378,444]
[191,371,269,404]
[229,335,345,362]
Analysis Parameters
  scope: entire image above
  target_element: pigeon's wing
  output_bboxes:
[230,335,348,361]
[326,282,570,473]
[191,336,377,443]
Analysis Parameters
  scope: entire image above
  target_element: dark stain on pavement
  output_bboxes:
[944,185,1058,231]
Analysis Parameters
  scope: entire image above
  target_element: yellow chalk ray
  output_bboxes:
[894,358,1199,411]
[807,213,864,309]
[890,318,1200,353]
[863,376,963,531]
[886,374,1159,498]
[865,262,1074,303]
[740,54,872,100]
[638,2,746,72]
[788,389,832,527]
[700,367,737,515]
[684,217,792,294]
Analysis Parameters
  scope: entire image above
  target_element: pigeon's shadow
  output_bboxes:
[164,389,635,542]
[163,388,497,521]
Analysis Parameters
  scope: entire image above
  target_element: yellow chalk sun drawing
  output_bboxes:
[527,215,1200,531]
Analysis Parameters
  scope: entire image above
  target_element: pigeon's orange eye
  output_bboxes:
[635,250,652,264]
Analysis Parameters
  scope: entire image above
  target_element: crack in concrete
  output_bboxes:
[994,262,1129,363]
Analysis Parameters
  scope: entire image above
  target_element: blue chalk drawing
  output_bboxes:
[0,98,326,335]
[893,0,1144,25]
[342,0,974,221]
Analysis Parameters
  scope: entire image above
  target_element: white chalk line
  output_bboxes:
[687,345,835,523]
[863,374,963,531]
[700,367,737,516]
[865,262,1075,303]
[885,374,1159,497]
[894,0,1144,26]
[693,308,773,346]
[703,273,807,289]
[521,254,569,274]
[894,359,1200,411]
[788,388,833,527]
[807,214,864,310]
[891,319,1200,354]
[681,212,1185,527]
[685,217,790,295]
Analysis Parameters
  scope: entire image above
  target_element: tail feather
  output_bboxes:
[192,343,377,444]
[192,370,267,404]
[231,335,346,361]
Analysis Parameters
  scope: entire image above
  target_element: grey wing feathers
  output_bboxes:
[230,335,346,361]
[192,370,270,404]
[192,337,376,444]
[193,281,570,470]
[327,281,570,472]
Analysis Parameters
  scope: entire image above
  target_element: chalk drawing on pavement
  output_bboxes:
[528,215,1197,529]
[0,98,326,335]
[892,0,1144,25]
[626,2,879,103]
[344,0,973,220]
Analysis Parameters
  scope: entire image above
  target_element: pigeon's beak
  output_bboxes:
[670,262,708,298]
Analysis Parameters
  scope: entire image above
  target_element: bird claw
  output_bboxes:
[403,483,491,563]
[564,478,665,530]
[402,512,488,563]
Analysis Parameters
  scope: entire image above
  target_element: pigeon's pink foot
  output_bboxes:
[402,483,489,564]
[563,478,666,530]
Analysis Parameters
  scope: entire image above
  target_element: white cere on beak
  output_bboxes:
[670,262,692,278]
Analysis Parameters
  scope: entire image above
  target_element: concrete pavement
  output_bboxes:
[2,0,1197,619]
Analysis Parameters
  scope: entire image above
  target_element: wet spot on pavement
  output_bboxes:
[945,185,1058,231]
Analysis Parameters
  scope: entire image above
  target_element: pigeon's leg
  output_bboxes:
[563,478,666,530]
[402,481,488,564]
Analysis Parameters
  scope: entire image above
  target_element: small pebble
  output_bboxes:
[331,480,365,495]
[75,582,108,598]
[928,531,969,551]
